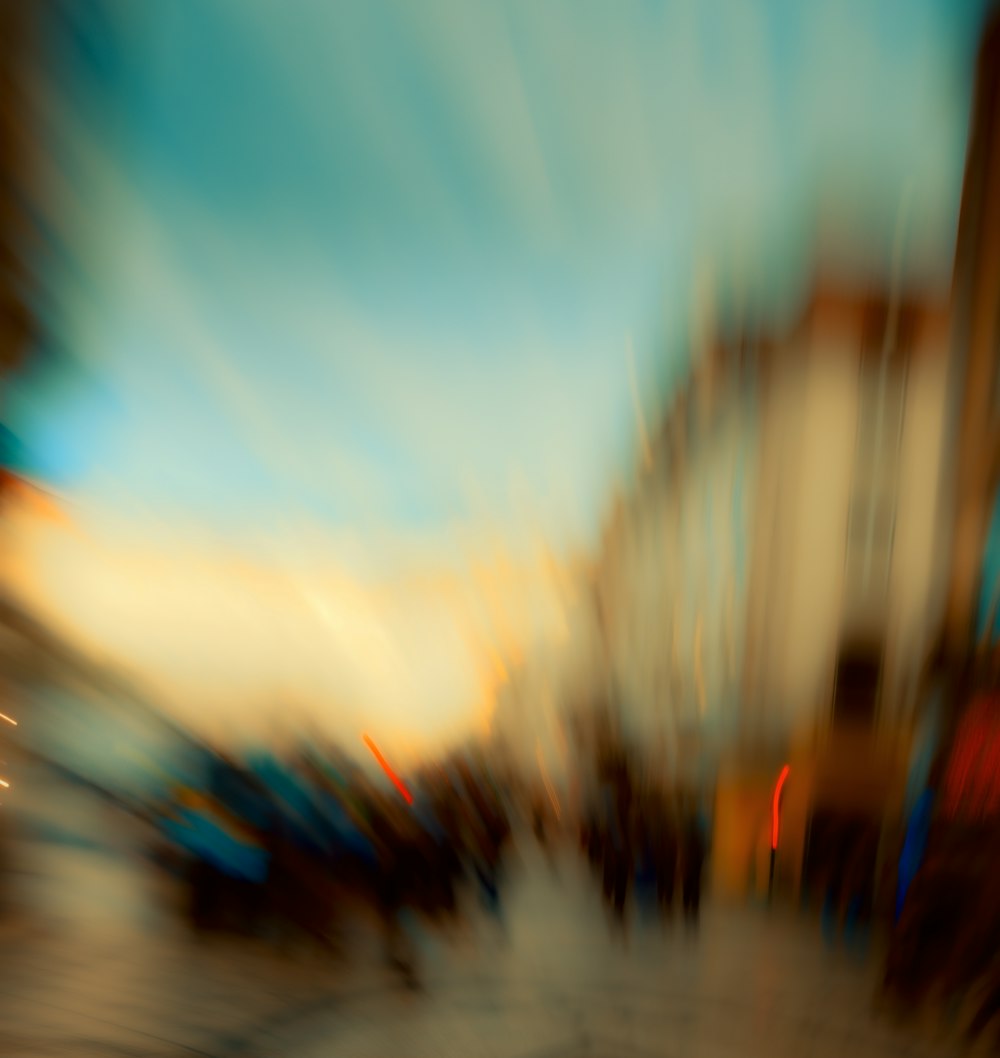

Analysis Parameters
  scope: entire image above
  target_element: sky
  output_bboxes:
[0,0,988,753]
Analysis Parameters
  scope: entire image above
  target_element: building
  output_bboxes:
[716,8,1000,903]
[0,587,193,868]
[0,1,42,384]
[589,120,988,907]
[567,295,765,838]
[732,276,952,901]
[596,348,757,774]
[947,10,1000,654]
[743,280,953,736]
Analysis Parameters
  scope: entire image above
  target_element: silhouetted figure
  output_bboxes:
[681,809,706,925]
[370,802,419,987]
[532,795,546,845]
[654,800,678,915]
[599,758,632,930]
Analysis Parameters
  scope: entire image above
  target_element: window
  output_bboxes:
[832,646,882,728]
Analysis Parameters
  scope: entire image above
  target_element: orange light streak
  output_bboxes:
[362,733,413,805]
[771,764,790,850]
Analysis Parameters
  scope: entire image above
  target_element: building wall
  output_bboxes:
[744,326,858,736]
[946,11,1000,651]
[784,336,859,726]
[598,377,757,763]
[884,337,952,719]
[743,290,951,745]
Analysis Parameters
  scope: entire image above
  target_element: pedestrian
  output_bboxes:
[599,760,632,934]
[655,797,678,916]
[680,806,706,926]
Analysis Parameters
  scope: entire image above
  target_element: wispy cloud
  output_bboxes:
[3,0,984,746]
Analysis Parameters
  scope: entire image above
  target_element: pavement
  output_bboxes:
[0,840,975,1057]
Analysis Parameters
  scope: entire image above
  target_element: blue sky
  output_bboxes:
[0,0,989,748]
[6,0,988,555]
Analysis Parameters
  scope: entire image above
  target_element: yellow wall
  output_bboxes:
[712,738,908,904]
[713,770,772,900]
[713,756,815,902]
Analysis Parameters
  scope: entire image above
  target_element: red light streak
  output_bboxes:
[979,722,1000,818]
[362,734,413,805]
[942,696,1000,821]
[771,764,790,851]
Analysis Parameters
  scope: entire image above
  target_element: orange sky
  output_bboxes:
[0,490,580,761]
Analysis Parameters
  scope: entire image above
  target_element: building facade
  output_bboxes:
[948,11,1000,653]
[742,281,953,745]
[590,322,758,789]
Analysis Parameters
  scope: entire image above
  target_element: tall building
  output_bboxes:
[741,278,952,746]
[591,321,757,784]
[947,10,1000,653]
[0,2,44,386]
[728,276,952,901]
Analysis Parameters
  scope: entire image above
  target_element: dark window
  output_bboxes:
[861,301,889,366]
[861,301,915,368]
[832,646,882,728]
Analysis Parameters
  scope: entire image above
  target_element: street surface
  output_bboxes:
[0,840,966,1057]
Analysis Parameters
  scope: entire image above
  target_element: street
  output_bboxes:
[0,840,959,1057]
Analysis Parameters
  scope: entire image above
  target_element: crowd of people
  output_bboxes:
[144,730,717,977]
[578,746,709,933]
[148,740,512,983]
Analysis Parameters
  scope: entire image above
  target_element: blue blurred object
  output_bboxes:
[163,806,269,884]
[896,787,935,923]
[245,751,329,853]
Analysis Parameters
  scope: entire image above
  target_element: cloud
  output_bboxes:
[2,497,575,757]
[8,0,982,749]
